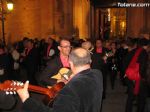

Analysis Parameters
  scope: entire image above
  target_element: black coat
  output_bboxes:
[22,69,103,112]
[21,47,39,84]
[0,91,16,111]
[22,47,39,70]
[0,53,13,82]
[146,50,150,86]
[37,56,63,86]
[91,53,105,71]
[42,43,59,58]
[123,48,148,79]
[91,47,107,72]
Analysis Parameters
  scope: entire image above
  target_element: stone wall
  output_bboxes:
[0,0,74,43]
[73,0,91,40]
[5,0,41,43]
[2,0,149,44]
[127,0,150,38]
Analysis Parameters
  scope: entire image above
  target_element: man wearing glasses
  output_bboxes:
[37,39,72,87]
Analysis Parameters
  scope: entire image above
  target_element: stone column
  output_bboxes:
[73,0,90,40]
[40,0,54,38]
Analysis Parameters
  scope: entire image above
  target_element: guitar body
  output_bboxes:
[43,96,55,107]
[43,82,65,106]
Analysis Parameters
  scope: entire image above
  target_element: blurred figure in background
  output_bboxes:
[42,37,59,66]
[91,39,108,99]
[0,44,13,82]
[20,39,39,84]
[81,41,94,53]
[123,38,148,112]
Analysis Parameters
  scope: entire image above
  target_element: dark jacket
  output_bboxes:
[0,91,16,111]
[37,56,63,86]
[91,47,107,72]
[21,47,39,84]
[0,53,13,82]
[22,47,39,70]
[146,50,150,86]
[22,69,103,112]
[42,43,59,59]
[123,48,148,79]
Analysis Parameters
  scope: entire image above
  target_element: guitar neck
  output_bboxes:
[28,84,51,97]
[1,79,65,99]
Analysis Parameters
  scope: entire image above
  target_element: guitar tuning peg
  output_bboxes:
[10,91,13,95]
[19,82,22,86]
[13,91,16,94]
[17,82,20,86]
[6,91,9,95]
[20,82,24,86]
[13,81,16,86]
[12,80,14,85]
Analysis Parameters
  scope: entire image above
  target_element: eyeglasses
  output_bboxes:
[60,46,72,48]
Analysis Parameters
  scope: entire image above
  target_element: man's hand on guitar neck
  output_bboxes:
[17,81,30,103]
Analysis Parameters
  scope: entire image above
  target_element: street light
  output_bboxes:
[0,0,13,45]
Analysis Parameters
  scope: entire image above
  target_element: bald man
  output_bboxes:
[17,48,103,112]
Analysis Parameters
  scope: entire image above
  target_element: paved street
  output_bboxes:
[102,77,127,112]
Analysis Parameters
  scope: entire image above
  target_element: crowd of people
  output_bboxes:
[0,36,149,112]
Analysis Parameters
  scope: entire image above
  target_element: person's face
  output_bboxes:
[47,38,53,45]
[105,42,110,49]
[111,43,116,49]
[0,48,4,54]
[58,40,71,57]
[27,41,33,49]
[23,40,28,48]
[96,40,102,48]
[81,42,92,50]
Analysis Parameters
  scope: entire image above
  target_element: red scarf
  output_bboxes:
[96,47,102,53]
[47,45,51,57]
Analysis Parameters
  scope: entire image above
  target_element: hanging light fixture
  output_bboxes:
[0,0,14,45]
[7,0,14,11]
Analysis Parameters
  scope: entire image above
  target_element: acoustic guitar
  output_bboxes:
[52,67,72,80]
[0,68,72,105]
[0,80,65,106]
